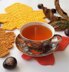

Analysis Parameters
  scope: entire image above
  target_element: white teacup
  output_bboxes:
[16,22,62,57]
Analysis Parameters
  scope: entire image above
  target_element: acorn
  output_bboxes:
[3,57,17,69]
[64,29,69,36]
[51,9,56,13]
[38,4,43,9]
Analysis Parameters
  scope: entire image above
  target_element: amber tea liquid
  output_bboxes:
[22,25,52,40]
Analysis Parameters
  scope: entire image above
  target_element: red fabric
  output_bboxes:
[56,37,69,51]
[22,36,69,65]
[22,54,32,60]
[35,54,55,65]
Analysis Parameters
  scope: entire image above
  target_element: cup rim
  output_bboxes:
[20,22,55,42]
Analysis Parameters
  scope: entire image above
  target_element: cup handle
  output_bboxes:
[50,34,62,49]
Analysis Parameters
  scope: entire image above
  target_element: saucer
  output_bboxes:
[15,34,58,57]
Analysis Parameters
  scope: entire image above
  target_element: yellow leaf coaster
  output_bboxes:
[0,3,46,30]
[5,3,33,14]
[0,28,15,57]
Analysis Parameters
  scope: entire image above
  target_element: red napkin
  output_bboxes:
[22,36,69,65]
[56,37,69,51]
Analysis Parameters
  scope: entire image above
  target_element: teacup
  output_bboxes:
[16,22,62,57]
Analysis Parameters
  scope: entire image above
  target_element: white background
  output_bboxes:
[0,0,69,72]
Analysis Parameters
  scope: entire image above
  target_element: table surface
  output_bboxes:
[0,0,69,72]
